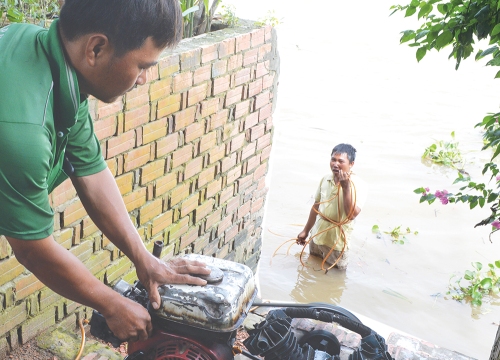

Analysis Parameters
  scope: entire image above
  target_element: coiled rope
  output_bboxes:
[273,179,357,273]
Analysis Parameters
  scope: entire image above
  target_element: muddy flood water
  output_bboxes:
[225,0,500,358]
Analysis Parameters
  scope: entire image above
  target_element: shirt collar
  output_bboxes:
[40,19,80,129]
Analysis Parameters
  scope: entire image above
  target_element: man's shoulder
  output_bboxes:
[321,173,333,182]
[0,24,53,126]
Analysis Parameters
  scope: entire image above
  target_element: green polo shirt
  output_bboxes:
[0,20,107,240]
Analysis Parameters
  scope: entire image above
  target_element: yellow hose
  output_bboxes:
[74,318,89,360]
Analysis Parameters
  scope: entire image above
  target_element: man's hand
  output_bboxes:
[337,170,351,186]
[102,296,153,342]
[136,255,211,310]
[297,230,308,245]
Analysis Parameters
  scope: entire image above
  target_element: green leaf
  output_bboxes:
[418,3,432,19]
[472,298,482,306]
[435,30,453,50]
[479,46,498,59]
[474,262,483,271]
[464,270,474,280]
[416,47,427,62]
[400,30,416,43]
[182,5,199,17]
[414,187,425,194]
[416,30,430,41]
[480,277,492,289]
[492,144,500,160]
[474,5,490,22]
[495,260,500,268]
[405,6,417,17]
[372,225,380,234]
[487,192,497,203]
[492,24,500,37]
[479,197,485,208]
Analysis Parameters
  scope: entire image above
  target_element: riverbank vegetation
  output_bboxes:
[392,0,500,236]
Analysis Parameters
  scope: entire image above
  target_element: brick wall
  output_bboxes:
[0,22,279,355]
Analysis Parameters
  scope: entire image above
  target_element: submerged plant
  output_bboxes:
[372,224,418,244]
[422,131,463,169]
[448,261,500,306]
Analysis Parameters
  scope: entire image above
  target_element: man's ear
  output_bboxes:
[84,34,111,67]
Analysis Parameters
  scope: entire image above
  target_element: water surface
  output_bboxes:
[226,0,500,357]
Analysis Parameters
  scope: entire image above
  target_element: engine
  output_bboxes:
[94,253,257,360]
[90,252,393,360]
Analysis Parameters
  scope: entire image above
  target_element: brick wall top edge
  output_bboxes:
[161,20,264,59]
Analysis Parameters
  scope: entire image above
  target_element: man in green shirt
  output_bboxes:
[0,0,209,342]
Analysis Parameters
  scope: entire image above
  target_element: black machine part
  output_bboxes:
[89,310,123,348]
[299,330,341,357]
[244,309,339,360]
[244,307,393,360]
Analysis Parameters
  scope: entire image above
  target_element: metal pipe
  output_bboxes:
[152,240,164,258]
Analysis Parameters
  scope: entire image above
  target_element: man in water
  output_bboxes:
[0,0,209,342]
[297,144,366,270]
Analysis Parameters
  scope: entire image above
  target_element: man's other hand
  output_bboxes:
[136,256,211,310]
[103,296,153,342]
[297,230,308,245]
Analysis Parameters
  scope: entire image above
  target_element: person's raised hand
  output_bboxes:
[136,255,211,310]
[338,169,351,186]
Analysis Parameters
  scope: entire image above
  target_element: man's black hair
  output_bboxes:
[331,143,356,163]
[59,0,182,57]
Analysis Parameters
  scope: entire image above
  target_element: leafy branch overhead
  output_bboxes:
[391,0,500,72]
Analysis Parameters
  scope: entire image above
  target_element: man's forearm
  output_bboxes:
[71,168,149,265]
[6,235,119,315]
[341,184,360,219]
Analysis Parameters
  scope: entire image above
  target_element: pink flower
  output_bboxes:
[434,189,449,204]
[496,175,500,182]
[492,220,500,229]
[425,187,430,192]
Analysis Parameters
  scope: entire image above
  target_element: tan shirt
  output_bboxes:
[311,173,366,250]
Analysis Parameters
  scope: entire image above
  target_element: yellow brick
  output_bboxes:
[143,117,168,144]
[155,172,178,196]
[115,172,134,195]
[150,77,172,101]
[140,198,163,225]
[141,159,166,185]
[181,192,199,217]
[123,188,147,212]
[171,182,190,207]
[157,93,181,118]
[152,211,173,236]
[62,200,87,227]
